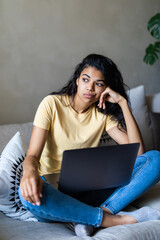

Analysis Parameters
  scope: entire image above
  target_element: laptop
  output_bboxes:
[57,143,140,194]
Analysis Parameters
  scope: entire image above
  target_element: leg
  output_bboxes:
[18,180,103,227]
[69,150,160,236]
[75,150,160,236]
[18,151,160,236]
[18,180,136,237]
[100,150,160,214]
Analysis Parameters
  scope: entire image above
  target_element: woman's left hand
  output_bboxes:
[98,87,125,109]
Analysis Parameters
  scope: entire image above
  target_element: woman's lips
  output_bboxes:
[83,93,95,99]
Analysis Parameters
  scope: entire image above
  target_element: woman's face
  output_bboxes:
[75,66,107,105]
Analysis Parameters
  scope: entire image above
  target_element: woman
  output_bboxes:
[19,54,160,236]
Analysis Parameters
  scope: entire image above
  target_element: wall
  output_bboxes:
[0,0,160,124]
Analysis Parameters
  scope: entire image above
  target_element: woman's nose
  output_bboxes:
[87,82,94,91]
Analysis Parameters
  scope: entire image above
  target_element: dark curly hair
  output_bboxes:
[50,53,130,129]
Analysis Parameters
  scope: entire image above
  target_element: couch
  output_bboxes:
[0,85,160,240]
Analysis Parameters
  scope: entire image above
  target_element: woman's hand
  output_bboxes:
[100,87,144,155]
[98,87,125,109]
[20,126,49,205]
[20,169,43,206]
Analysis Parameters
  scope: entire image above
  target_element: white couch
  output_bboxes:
[0,85,160,240]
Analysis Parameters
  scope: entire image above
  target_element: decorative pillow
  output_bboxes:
[0,132,37,221]
[150,112,160,151]
[146,92,160,113]
[99,131,117,147]
[127,85,154,152]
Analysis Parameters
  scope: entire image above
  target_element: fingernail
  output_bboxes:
[36,202,40,206]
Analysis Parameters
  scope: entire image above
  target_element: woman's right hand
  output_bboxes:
[20,170,43,206]
[20,126,49,205]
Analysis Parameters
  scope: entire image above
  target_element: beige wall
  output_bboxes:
[0,0,160,124]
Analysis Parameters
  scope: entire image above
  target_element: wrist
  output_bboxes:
[118,97,127,107]
[23,160,39,176]
[23,167,38,176]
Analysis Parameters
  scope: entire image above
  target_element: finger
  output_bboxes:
[99,92,106,103]
[32,181,41,206]
[38,178,43,198]
[20,185,24,196]
[22,178,36,204]
[99,95,105,108]
[22,180,36,204]
[99,95,107,108]
[99,89,110,107]
[27,183,36,205]
[22,185,34,204]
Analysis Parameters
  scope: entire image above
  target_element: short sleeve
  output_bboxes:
[105,115,118,132]
[33,96,54,130]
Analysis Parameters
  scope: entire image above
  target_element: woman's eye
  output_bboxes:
[96,83,104,87]
[83,78,88,82]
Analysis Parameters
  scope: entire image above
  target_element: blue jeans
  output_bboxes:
[19,150,160,227]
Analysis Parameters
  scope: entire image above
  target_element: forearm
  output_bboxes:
[20,126,47,204]
[119,99,144,155]
[21,155,42,205]
[22,155,39,175]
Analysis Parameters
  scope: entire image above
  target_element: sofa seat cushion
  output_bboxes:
[0,211,160,240]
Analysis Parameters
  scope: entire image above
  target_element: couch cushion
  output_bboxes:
[150,112,160,151]
[0,211,160,240]
[146,92,160,113]
[127,85,153,151]
[99,131,117,147]
[0,212,75,240]
[0,122,32,153]
[0,132,37,221]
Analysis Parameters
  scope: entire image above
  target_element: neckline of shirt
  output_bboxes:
[65,95,92,118]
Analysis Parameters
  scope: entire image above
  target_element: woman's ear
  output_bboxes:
[76,78,79,86]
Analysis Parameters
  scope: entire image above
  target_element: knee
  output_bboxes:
[143,150,160,179]
[143,150,160,164]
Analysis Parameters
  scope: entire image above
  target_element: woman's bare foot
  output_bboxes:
[100,207,137,227]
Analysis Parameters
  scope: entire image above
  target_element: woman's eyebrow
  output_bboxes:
[96,79,106,83]
[82,74,105,82]
[82,74,90,78]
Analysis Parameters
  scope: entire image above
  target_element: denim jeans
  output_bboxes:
[19,150,160,227]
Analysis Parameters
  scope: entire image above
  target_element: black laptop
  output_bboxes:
[58,143,140,194]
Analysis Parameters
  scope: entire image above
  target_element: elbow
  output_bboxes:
[137,142,145,156]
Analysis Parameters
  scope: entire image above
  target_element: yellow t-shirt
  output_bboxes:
[33,95,118,175]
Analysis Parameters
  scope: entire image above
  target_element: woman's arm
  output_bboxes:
[98,87,144,156]
[20,126,48,205]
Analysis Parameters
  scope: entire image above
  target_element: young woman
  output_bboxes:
[19,54,160,236]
